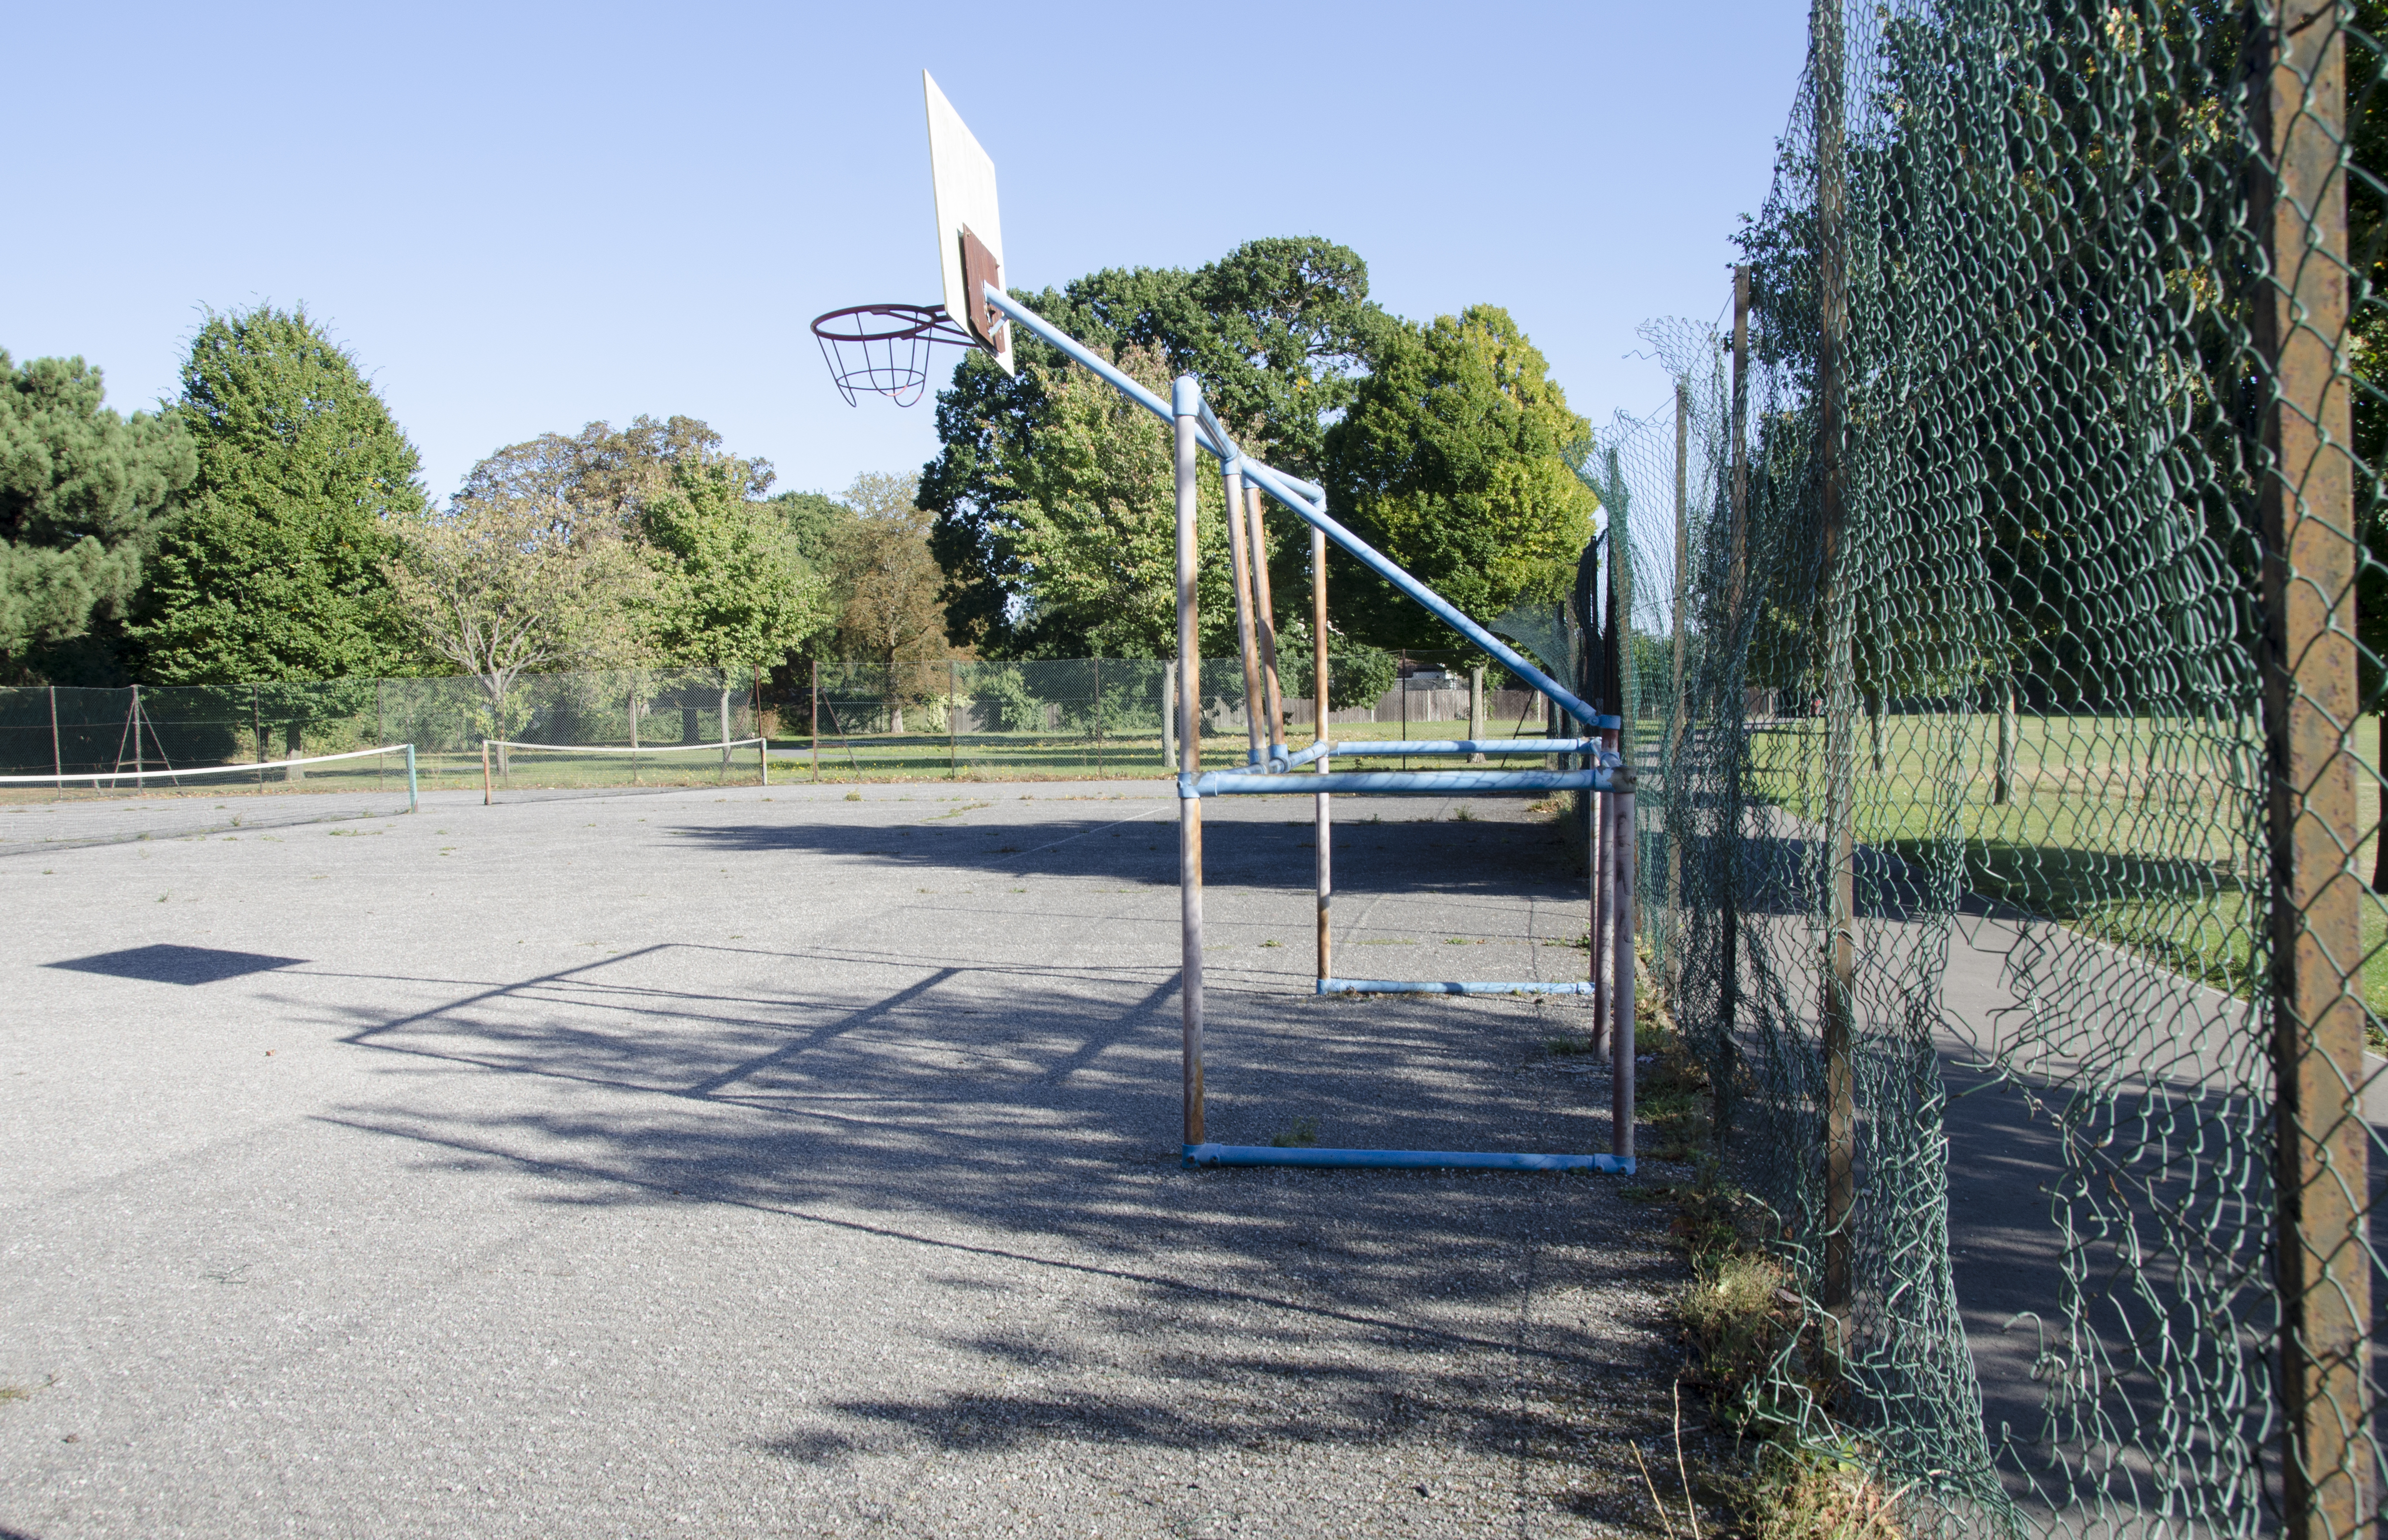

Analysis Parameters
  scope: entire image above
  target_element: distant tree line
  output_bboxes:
[3,245,1598,710]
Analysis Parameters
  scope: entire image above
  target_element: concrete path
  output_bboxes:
[0,780,1689,1539]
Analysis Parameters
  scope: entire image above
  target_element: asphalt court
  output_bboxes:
[0,779,1686,1539]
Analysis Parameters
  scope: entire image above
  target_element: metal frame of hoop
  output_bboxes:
[810,302,980,407]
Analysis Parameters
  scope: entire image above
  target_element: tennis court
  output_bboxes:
[0,781,1689,1538]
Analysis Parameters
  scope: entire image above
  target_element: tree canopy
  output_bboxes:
[0,352,195,682]
[131,305,427,683]
[922,236,1393,657]
[641,459,828,671]
[1321,305,1597,651]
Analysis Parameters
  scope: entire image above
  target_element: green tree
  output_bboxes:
[641,459,829,669]
[1322,305,1598,651]
[0,352,195,682]
[990,345,1240,660]
[132,305,426,683]
[923,237,1393,656]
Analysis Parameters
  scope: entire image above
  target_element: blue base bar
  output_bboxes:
[1184,1143,1632,1173]
[1318,977,1594,996]
[1194,767,1611,796]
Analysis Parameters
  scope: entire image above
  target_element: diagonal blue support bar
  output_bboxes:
[981,285,1604,730]
[1185,1144,1632,1173]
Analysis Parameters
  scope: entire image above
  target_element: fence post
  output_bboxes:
[810,659,820,784]
[48,684,61,786]
[1809,0,1858,1338]
[1172,377,1207,1153]
[1092,656,1103,779]
[950,659,960,779]
[1720,264,1751,1131]
[756,665,770,786]
[2252,1,2373,1530]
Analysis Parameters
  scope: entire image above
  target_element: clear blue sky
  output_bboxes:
[6,1,1809,504]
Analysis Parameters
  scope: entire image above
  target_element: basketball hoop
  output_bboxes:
[810,303,978,407]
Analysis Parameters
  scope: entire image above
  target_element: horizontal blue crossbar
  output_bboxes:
[1186,767,1614,797]
[1184,1144,1632,1173]
[1317,978,1596,996]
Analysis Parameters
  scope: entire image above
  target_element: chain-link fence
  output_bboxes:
[0,659,1572,797]
[1607,0,2383,1533]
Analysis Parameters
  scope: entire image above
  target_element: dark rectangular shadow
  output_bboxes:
[47,944,305,985]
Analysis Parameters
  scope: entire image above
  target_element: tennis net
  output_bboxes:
[478,738,769,802]
[0,745,419,852]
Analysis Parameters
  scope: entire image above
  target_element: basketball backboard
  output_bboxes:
[924,71,1013,376]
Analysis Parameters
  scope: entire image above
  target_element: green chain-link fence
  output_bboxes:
[1608,0,2383,1533]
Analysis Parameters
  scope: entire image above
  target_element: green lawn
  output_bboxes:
[1730,708,2388,1030]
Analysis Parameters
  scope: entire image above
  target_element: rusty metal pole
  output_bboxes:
[1173,377,1207,1153]
[2252,2,2373,1530]
[481,739,492,806]
[1669,380,1691,960]
[1224,463,1266,767]
[1719,264,1752,1131]
[1611,772,1638,1165]
[1811,0,1858,1337]
[1313,525,1333,985]
[1246,486,1288,765]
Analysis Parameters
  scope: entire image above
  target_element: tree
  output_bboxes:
[990,344,1242,661]
[457,415,765,538]
[131,305,426,684]
[1322,305,1598,651]
[385,454,652,734]
[923,237,1393,656]
[831,472,956,731]
[641,459,829,669]
[0,352,195,682]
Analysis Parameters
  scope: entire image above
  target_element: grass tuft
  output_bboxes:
[1269,1118,1319,1148]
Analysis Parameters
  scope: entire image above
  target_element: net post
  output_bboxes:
[1174,375,1206,1153]
[2251,1,2373,1529]
[757,665,770,787]
[1610,771,1636,1165]
[481,739,492,806]
[405,744,418,813]
[1314,525,1331,984]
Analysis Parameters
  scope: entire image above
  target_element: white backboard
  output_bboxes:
[924,71,1013,376]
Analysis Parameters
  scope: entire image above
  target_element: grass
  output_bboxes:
[1740,707,2388,1043]
[1268,1118,1318,1148]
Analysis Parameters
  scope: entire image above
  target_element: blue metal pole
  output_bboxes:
[1184,1144,1632,1174]
[1193,767,1616,797]
[1317,978,1596,996]
[981,284,1601,729]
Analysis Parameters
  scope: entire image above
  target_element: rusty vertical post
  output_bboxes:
[2252,1,2373,1531]
[1173,377,1207,1153]
[1611,772,1638,1165]
[1720,265,1752,1126]
[1811,0,1858,1333]
[1670,378,1691,963]
[1313,525,1332,985]
[481,739,492,806]
[1224,463,1265,766]
[1246,486,1288,765]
